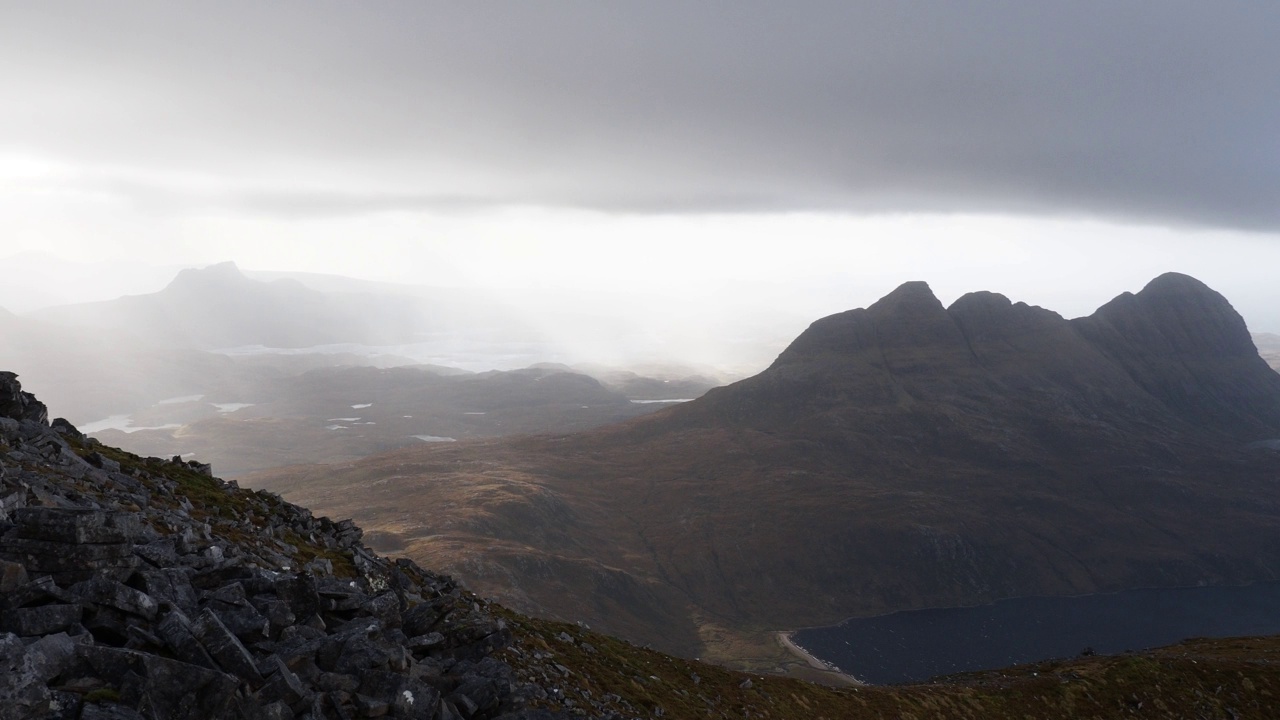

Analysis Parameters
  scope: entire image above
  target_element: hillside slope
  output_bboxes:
[249,274,1280,664]
[8,372,1280,719]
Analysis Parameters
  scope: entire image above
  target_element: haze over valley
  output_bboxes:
[0,262,733,477]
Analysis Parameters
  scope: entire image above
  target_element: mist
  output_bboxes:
[2,1,1278,473]
[5,213,1280,379]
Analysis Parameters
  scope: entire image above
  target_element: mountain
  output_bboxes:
[5,374,1280,719]
[247,273,1280,667]
[8,263,756,437]
[29,261,430,349]
[4,270,726,475]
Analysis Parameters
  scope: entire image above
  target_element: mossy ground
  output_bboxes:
[67,438,358,577]
[502,609,1280,719]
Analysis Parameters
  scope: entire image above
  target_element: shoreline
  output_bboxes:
[775,631,865,686]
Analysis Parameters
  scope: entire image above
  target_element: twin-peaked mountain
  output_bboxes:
[249,274,1280,663]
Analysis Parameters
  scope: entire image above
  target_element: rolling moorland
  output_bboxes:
[5,371,1280,719]
[247,273,1280,672]
[86,365,712,478]
[0,263,727,477]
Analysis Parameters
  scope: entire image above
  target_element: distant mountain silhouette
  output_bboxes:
[690,272,1280,438]
[31,261,429,349]
[248,274,1280,662]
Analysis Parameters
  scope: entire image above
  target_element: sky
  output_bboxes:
[2,2,1278,365]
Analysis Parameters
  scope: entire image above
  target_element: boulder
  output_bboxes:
[191,609,264,685]
[0,558,27,593]
[75,576,158,620]
[1,604,82,637]
[0,372,48,425]
[8,504,141,543]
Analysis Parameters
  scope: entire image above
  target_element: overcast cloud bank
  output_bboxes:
[3,2,1277,228]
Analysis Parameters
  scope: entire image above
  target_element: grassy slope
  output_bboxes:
[70,437,1280,718]
[244,427,1280,672]
[506,612,1280,719]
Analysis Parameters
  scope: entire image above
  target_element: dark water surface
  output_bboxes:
[792,582,1280,685]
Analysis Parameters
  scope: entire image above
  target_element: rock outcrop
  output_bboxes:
[0,371,48,425]
[0,373,562,720]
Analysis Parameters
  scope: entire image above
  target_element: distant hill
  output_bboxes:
[1255,332,1280,372]
[247,273,1280,665]
[90,364,691,476]
[578,366,727,401]
[30,261,430,349]
[1254,332,1280,348]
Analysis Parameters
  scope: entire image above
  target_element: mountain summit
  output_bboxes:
[162,260,254,292]
[1073,272,1280,433]
[690,272,1280,447]
[31,263,428,349]
[249,274,1280,663]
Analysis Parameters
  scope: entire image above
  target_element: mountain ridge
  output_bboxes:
[705,272,1279,436]
[247,273,1280,666]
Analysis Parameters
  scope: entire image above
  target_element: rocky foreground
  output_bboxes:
[7,369,1280,720]
[0,371,579,720]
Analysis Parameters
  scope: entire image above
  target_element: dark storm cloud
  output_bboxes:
[3,2,1277,228]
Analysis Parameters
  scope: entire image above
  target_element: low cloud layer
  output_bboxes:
[3,2,1277,229]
